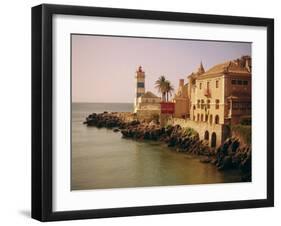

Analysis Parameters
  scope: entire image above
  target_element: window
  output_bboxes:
[215,99,219,109]
[207,81,210,89]
[233,102,239,109]
[201,114,204,121]
[205,114,208,122]
[215,115,219,124]
[199,82,202,89]
[207,99,210,109]
[201,99,204,109]
[216,80,219,88]
[231,79,248,85]
[197,100,200,108]
[137,82,144,88]
[240,103,246,111]
[197,114,200,121]
[210,115,213,124]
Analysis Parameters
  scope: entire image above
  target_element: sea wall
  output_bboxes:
[136,109,160,122]
[166,118,230,148]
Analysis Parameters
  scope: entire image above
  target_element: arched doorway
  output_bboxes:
[211,132,217,147]
[204,131,209,140]
[215,115,219,124]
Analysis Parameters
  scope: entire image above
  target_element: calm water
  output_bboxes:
[72,103,241,190]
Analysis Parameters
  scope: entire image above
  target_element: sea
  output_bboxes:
[72,102,242,190]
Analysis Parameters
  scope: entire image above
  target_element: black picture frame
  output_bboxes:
[32,3,274,222]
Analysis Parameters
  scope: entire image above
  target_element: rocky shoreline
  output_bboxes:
[84,112,251,182]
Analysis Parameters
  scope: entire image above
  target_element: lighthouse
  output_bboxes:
[134,66,145,112]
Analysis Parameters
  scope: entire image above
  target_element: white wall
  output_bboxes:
[0,0,279,225]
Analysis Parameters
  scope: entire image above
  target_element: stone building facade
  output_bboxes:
[172,56,252,147]
[173,79,190,118]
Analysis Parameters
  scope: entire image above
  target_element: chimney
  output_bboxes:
[179,79,184,88]
[245,57,251,72]
[235,58,241,67]
[240,56,251,72]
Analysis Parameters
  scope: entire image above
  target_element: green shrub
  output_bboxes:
[240,116,251,125]
[183,127,198,137]
[231,124,251,145]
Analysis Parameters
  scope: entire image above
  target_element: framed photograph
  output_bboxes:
[32,4,274,221]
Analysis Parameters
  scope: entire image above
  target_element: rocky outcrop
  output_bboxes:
[84,112,137,129]
[215,137,251,181]
[84,112,212,156]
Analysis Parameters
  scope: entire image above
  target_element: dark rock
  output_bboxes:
[211,159,217,165]
[200,156,212,163]
[218,156,233,170]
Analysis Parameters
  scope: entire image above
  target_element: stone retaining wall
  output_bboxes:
[166,118,230,147]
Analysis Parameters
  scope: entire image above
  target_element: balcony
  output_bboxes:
[204,88,211,97]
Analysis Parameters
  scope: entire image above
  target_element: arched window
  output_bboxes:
[211,132,217,147]
[210,115,213,124]
[201,114,204,121]
[215,115,219,124]
[204,131,209,140]
[205,114,208,122]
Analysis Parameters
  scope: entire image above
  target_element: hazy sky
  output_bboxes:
[72,35,251,103]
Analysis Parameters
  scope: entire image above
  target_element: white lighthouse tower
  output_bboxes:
[134,66,145,112]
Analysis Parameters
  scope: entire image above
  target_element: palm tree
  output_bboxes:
[155,76,167,101]
[164,80,174,102]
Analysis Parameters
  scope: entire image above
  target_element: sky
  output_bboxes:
[72,34,251,103]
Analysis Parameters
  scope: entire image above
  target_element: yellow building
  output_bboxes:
[172,56,251,147]
[173,79,190,118]
[188,56,251,125]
